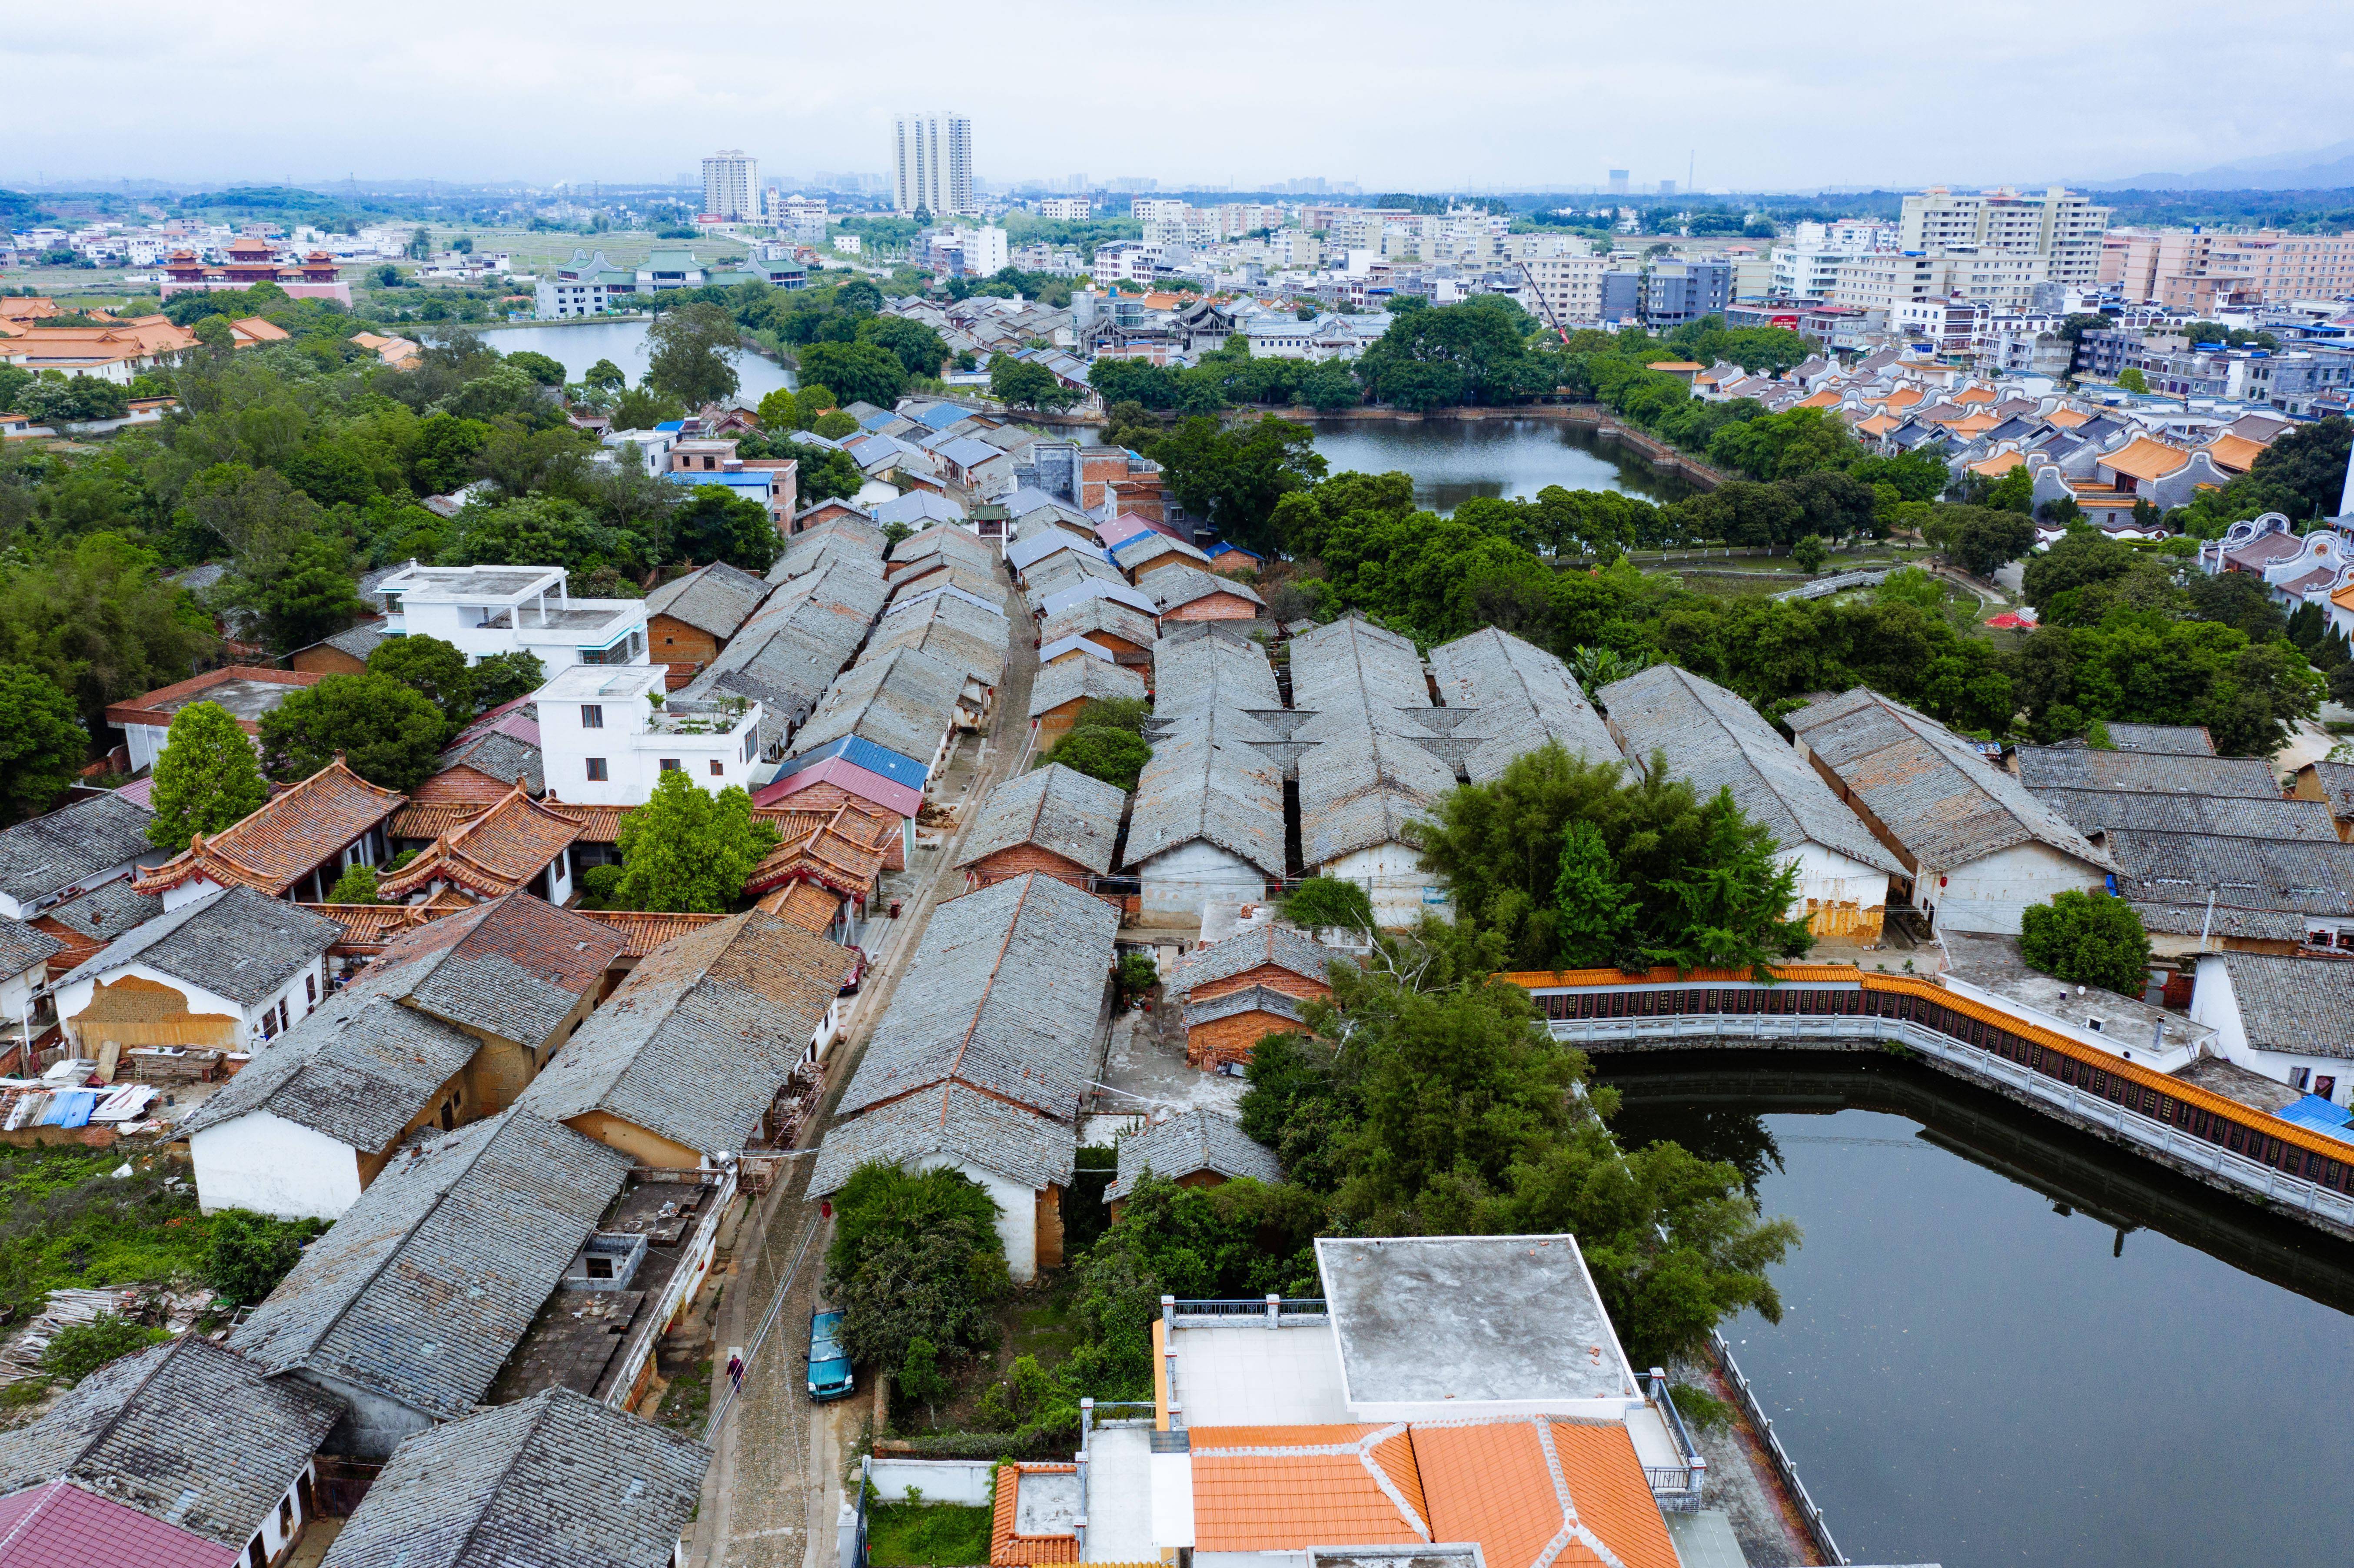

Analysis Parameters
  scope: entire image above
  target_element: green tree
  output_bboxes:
[988,356,1078,411]
[257,672,446,791]
[201,1210,324,1304]
[797,444,867,507]
[1931,505,2036,580]
[1791,534,1827,573]
[1149,416,1328,555]
[582,359,628,396]
[326,863,379,903]
[367,634,475,735]
[811,409,859,440]
[1551,819,1634,967]
[2115,367,2148,393]
[858,314,951,378]
[670,484,782,573]
[1283,876,1374,933]
[0,664,84,827]
[822,1163,1011,1376]
[798,342,908,409]
[0,534,217,737]
[217,532,369,654]
[612,769,780,911]
[2018,890,2152,997]
[1044,726,1150,792]
[2246,414,2352,519]
[504,349,567,387]
[468,650,546,711]
[644,302,742,409]
[146,699,268,850]
[40,1314,165,1387]
[609,386,685,433]
[410,412,492,493]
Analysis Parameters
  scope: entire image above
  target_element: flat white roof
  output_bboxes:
[1165,1322,1350,1427]
[536,663,665,701]
[379,563,565,604]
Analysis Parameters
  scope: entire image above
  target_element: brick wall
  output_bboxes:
[648,615,722,677]
[289,644,369,676]
[1034,1184,1065,1270]
[1033,701,1087,748]
[969,844,1090,887]
[1163,594,1258,621]
[1190,966,1330,1006]
[1186,1008,1305,1069]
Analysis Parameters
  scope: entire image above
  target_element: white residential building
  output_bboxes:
[1900,186,2110,289]
[702,150,758,221]
[1037,197,1091,221]
[534,663,765,806]
[377,564,648,670]
[1517,253,1610,326]
[955,225,1009,277]
[1833,249,2049,313]
[893,112,974,216]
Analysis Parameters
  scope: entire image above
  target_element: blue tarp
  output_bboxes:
[39,1090,98,1129]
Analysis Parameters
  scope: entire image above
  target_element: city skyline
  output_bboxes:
[8,0,2354,193]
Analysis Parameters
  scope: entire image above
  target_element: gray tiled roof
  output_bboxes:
[176,993,480,1149]
[1028,655,1147,719]
[888,561,1001,608]
[1124,711,1287,879]
[810,1081,1075,1196]
[1041,598,1157,654]
[955,765,1126,877]
[1298,725,1458,866]
[2208,953,2354,1060]
[1599,665,1902,876]
[769,532,881,586]
[690,555,888,747]
[1152,564,1264,611]
[1104,1109,1282,1202]
[1180,983,1309,1032]
[1785,689,2111,874]
[2103,722,2216,757]
[36,878,159,942]
[321,621,390,662]
[1290,616,1428,722]
[1429,627,1617,781]
[0,1334,343,1548]
[644,560,773,641]
[835,874,1116,1123]
[1150,634,1278,723]
[230,1110,634,1422]
[318,1386,708,1568]
[887,521,992,566]
[2011,745,2278,797]
[57,885,340,1005]
[2107,830,2354,922]
[0,793,153,905]
[518,914,850,1159]
[0,916,63,977]
[436,727,543,796]
[1169,925,1343,997]
[867,591,1009,689]
[2030,789,2340,844]
[792,644,966,767]
[2301,760,2354,820]
[340,892,618,1047]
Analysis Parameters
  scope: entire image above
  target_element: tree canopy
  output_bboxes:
[611,768,779,911]
[2018,890,2152,997]
[146,699,268,850]
[256,672,445,791]
[0,664,84,826]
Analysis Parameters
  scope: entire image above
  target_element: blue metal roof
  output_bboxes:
[654,420,687,432]
[2276,1093,2354,1144]
[908,403,971,432]
[769,734,929,790]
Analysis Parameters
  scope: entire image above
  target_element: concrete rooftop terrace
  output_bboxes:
[1318,1235,1641,1413]
[151,675,306,721]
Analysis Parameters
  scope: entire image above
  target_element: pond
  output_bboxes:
[1605,1052,2354,1568]
[472,319,797,400]
[1304,415,1696,512]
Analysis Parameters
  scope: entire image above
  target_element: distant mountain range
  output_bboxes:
[2085,140,2354,191]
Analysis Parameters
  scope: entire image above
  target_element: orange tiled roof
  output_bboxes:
[133,758,407,897]
[1190,1434,1426,1549]
[1792,389,1840,409]
[990,1465,1081,1567]
[574,909,730,957]
[1855,412,1900,436]
[756,879,842,933]
[2201,432,2266,473]
[2333,581,2354,612]
[1880,386,1924,409]
[296,902,452,952]
[2101,436,2191,483]
[743,803,893,899]
[229,316,289,345]
[1644,360,1704,372]
[375,782,585,900]
[553,801,834,845]
[1498,962,1864,988]
[1952,411,1999,435]
[1954,385,1998,405]
[1969,451,2025,476]
[388,801,487,841]
[2043,406,2091,428]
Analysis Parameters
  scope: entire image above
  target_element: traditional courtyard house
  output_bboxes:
[1169,924,1346,1069]
[791,644,968,785]
[0,1335,346,1568]
[229,1109,634,1458]
[1111,528,1212,585]
[2289,758,2354,841]
[0,792,159,924]
[811,874,1117,1281]
[51,887,341,1064]
[1153,564,1266,623]
[691,554,889,756]
[1037,596,1157,674]
[1103,1108,1282,1218]
[373,782,587,906]
[132,758,406,911]
[2190,952,2354,1107]
[737,804,898,942]
[1028,657,1149,748]
[317,1388,708,1568]
[1785,688,2112,935]
[26,879,160,977]
[867,591,1010,729]
[519,911,854,1169]
[179,894,623,1219]
[1124,711,1288,924]
[0,920,63,1063]
[884,520,994,580]
[1600,665,1902,943]
[954,764,1125,894]
[105,666,323,773]
[752,736,924,850]
[408,702,543,809]
[1428,626,1617,781]
[642,560,775,688]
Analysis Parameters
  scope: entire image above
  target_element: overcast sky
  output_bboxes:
[10,1,2354,194]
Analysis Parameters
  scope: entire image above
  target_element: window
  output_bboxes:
[743,730,758,763]
[581,704,604,729]
[660,759,682,773]
[585,1255,614,1279]
[2291,1067,2313,1091]
[305,975,317,1005]
[280,1497,294,1535]
[709,759,725,777]
[585,758,608,782]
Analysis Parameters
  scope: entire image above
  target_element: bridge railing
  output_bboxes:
[1545,1012,2354,1232]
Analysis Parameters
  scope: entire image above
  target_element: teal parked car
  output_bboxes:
[806,1309,854,1402]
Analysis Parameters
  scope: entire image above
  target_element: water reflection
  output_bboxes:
[1306,417,1696,512]
[470,319,798,400]
[1603,1051,2354,1568]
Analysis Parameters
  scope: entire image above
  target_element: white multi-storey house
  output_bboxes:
[377,564,648,669]
[535,664,765,806]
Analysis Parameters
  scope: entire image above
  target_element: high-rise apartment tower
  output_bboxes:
[701,149,757,222]
[892,113,974,216]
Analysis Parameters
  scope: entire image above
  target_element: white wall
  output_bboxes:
[53,953,326,1052]
[1320,843,1444,930]
[1930,840,2107,937]
[1138,841,1269,923]
[909,1153,1038,1282]
[190,1110,366,1220]
[2191,956,2354,1105]
[243,1459,318,1568]
[0,860,150,924]
[868,1458,996,1505]
[537,694,764,807]
[1787,843,1892,932]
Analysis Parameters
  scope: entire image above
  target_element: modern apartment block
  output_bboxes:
[1516,253,1609,325]
[1833,249,2048,312]
[2102,227,2354,310]
[1037,196,1091,221]
[891,112,973,216]
[1644,258,1730,329]
[700,150,758,222]
[1771,219,1895,299]
[1899,186,2109,288]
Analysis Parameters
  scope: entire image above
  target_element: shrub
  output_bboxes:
[41,1314,166,1387]
[1044,726,1150,793]
[201,1209,323,1305]
[325,864,379,904]
[1283,876,1374,933]
[2019,889,2151,997]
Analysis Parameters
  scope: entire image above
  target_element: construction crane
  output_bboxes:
[1516,260,1571,345]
